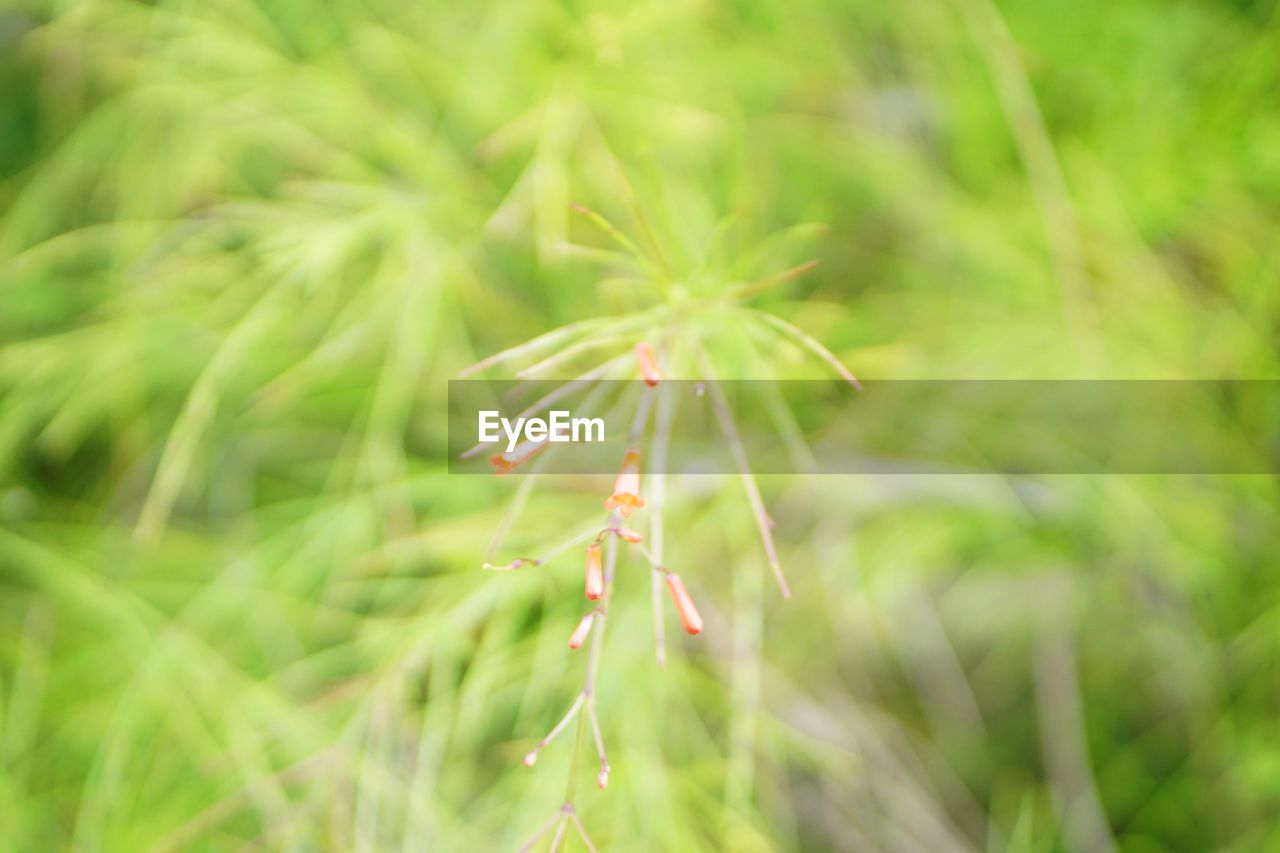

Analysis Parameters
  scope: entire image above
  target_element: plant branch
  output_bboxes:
[699,349,792,598]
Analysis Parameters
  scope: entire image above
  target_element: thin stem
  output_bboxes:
[699,350,792,598]
[459,318,603,378]
[628,383,655,444]
[737,331,818,472]
[744,307,862,390]
[515,333,634,380]
[568,810,599,853]
[485,472,540,561]
[953,0,1099,366]
[609,158,672,280]
[647,377,676,664]
[527,694,584,764]
[570,203,662,279]
[649,566,667,667]
[728,258,820,300]
[518,812,564,853]
[483,527,599,572]
[548,817,569,853]
[460,356,627,459]
[588,697,609,777]
[633,542,662,570]
[563,702,588,804]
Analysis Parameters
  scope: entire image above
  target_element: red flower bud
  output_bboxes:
[585,543,604,601]
[665,572,703,635]
[568,612,595,649]
[636,342,661,387]
[489,439,546,475]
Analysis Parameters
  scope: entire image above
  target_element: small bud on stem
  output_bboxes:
[489,439,546,475]
[613,526,643,543]
[665,572,703,635]
[585,543,604,600]
[636,341,661,386]
[568,611,596,649]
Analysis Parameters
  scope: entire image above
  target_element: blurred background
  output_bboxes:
[1,0,1278,850]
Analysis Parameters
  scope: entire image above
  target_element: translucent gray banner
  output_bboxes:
[445,380,1278,474]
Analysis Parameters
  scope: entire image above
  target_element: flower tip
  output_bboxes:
[614,527,643,543]
[489,439,546,475]
[665,572,704,636]
[523,751,538,767]
[636,342,661,386]
[585,543,604,601]
[597,768,609,789]
[569,612,595,649]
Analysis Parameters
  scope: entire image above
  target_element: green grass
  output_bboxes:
[1,0,1278,850]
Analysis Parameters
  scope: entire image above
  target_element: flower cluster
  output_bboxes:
[477,342,706,851]
[461,208,860,848]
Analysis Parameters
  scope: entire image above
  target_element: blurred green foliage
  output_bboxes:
[1,0,1278,850]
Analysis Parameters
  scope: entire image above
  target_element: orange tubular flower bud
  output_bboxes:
[636,341,661,387]
[597,767,610,789]
[614,527,643,543]
[585,543,604,600]
[603,449,645,517]
[489,439,546,475]
[568,612,595,649]
[665,572,703,635]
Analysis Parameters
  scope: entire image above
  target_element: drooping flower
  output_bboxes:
[664,572,703,635]
[636,341,661,387]
[604,448,645,517]
[489,439,546,475]
[597,766,610,789]
[568,611,596,649]
[585,543,604,600]
[613,527,643,543]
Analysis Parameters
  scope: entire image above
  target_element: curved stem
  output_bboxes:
[698,348,792,598]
